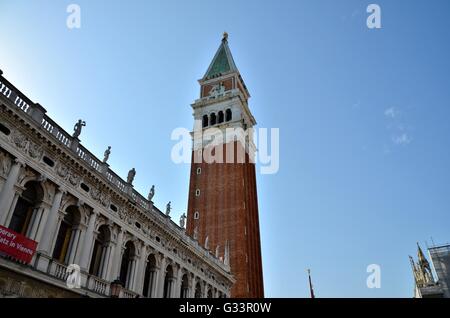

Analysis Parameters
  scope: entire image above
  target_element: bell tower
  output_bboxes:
[186,33,264,298]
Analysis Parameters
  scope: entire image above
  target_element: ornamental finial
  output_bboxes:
[222,31,228,42]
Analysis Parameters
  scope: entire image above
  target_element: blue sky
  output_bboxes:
[1,0,450,297]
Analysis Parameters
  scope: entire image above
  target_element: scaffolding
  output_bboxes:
[428,243,450,298]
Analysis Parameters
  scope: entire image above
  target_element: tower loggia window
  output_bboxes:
[210,113,217,125]
[225,108,232,121]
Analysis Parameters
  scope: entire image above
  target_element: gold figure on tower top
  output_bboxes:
[222,31,228,42]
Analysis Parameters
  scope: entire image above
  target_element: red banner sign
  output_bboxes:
[0,225,37,264]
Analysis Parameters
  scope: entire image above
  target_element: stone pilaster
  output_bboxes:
[37,188,65,254]
[155,256,166,298]
[79,211,98,271]
[110,228,124,281]
[0,159,24,225]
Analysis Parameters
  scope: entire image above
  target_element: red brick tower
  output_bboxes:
[186,33,264,298]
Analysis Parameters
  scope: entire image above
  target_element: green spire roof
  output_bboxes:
[203,34,238,80]
[206,46,231,78]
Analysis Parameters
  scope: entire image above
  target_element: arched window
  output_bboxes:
[119,241,136,288]
[163,265,174,298]
[52,206,81,264]
[9,181,43,236]
[207,287,213,298]
[180,274,189,298]
[194,282,202,298]
[143,254,157,298]
[194,211,200,220]
[210,113,216,126]
[225,109,232,121]
[202,115,208,128]
[89,225,110,278]
[218,111,224,124]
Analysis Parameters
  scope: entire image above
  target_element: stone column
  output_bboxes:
[132,259,139,291]
[37,188,65,254]
[0,159,24,225]
[79,211,98,271]
[126,257,137,290]
[173,266,182,298]
[202,282,207,298]
[26,206,46,240]
[110,228,124,281]
[33,201,53,244]
[67,227,82,264]
[97,243,107,275]
[101,243,113,279]
[155,256,166,298]
[168,277,175,298]
[186,284,191,298]
[189,275,196,298]
[3,192,20,227]
[148,270,156,298]
[135,243,147,294]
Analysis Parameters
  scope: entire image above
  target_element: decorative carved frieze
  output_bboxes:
[9,130,43,161]
[0,268,79,298]
[90,185,111,208]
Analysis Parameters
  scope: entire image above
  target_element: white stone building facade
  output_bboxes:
[0,72,234,298]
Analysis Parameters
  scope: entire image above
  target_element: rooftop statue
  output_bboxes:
[127,168,136,185]
[72,119,86,138]
[179,213,187,228]
[103,146,111,163]
[148,185,155,201]
[166,201,171,216]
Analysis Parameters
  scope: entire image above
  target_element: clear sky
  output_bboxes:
[1,0,449,297]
